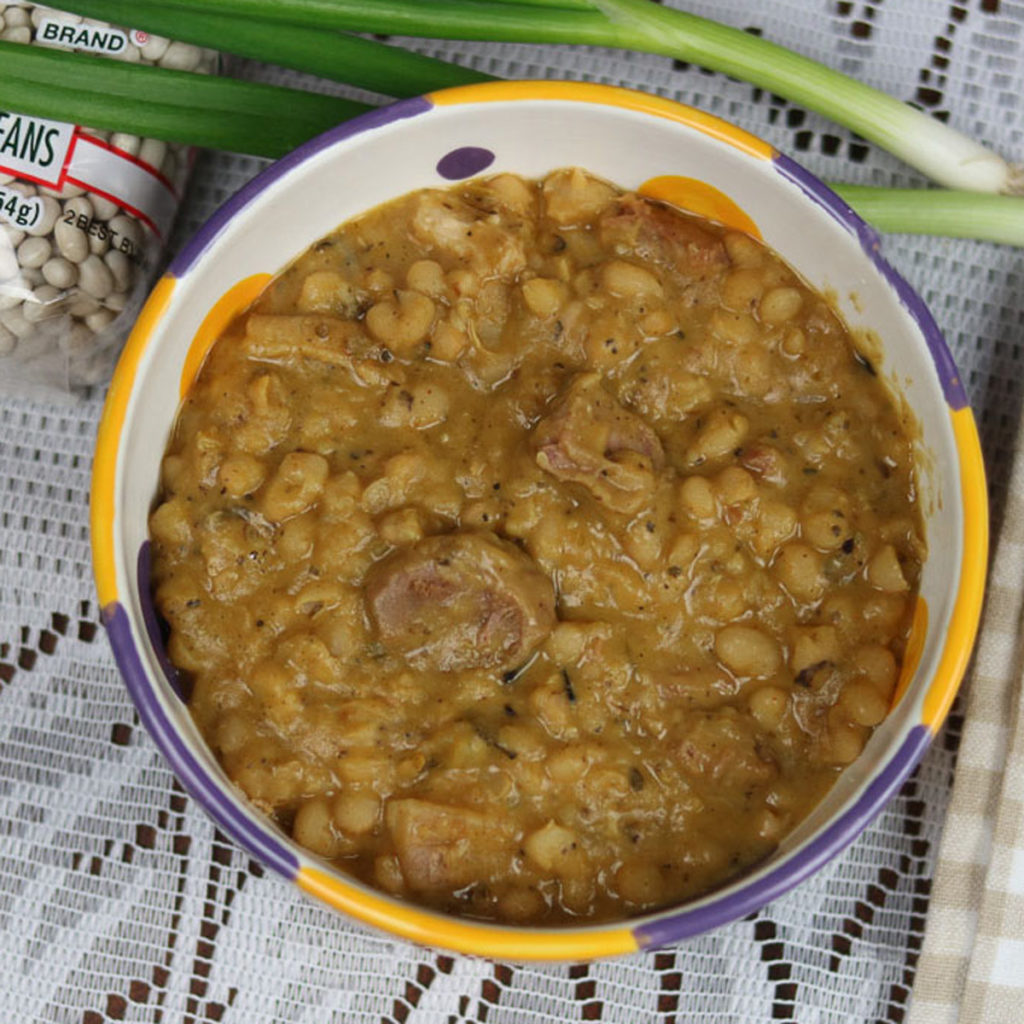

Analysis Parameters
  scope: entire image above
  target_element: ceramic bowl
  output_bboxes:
[91,81,987,960]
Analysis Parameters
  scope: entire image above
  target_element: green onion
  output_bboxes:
[52,0,490,97]
[832,186,1024,247]
[475,0,593,6]
[0,39,369,157]
[593,0,1021,196]
[135,0,1022,195]
[108,0,627,47]
[7,19,1024,244]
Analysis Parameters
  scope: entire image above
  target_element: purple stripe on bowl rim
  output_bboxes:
[772,152,968,413]
[632,724,932,949]
[168,96,434,280]
[137,541,185,699]
[101,598,300,879]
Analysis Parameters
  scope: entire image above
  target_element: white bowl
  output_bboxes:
[91,81,987,960]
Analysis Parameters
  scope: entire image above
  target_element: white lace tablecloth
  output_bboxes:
[2,2,1023,1021]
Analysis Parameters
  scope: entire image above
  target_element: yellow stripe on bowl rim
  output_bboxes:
[298,865,637,960]
[91,274,177,610]
[180,273,272,398]
[920,407,988,732]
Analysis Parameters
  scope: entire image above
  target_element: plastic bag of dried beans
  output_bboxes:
[0,3,217,397]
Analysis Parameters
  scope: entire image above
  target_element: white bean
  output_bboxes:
[90,194,120,221]
[64,196,95,223]
[110,133,141,157]
[85,308,116,332]
[1,306,35,337]
[116,43,141,63]
[26,196,60,237]
[78,254,114,299]
[158,40,201,71]
[103,290,127,313]
[42,257,78,290]
[3,224,26,247]
[1,26,30,43]
[68,294,102,318]
[138,138,167,170]
[16,236,51,269]
[5,9,30,27]
[109,215,143,251]
[54,219,89,263]
[140,34,170,62]
[88,231,109,256]
[22,285,65,323]
[104,249,132,291]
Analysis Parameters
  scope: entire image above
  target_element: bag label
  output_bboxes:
[0,112,74,185]
[0,111,179,239]
[37,17,128,55]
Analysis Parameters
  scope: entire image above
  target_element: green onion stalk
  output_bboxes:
[1,7,1022,243]
[82,0,1022,195]
[0,39,369,156]
[831,186,1024,247]
[50,0,491,97]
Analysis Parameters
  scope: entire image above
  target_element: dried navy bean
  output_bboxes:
[104,249,131,291]
[26,197,60,237]
[42,257,78,290]
[23,292,55,324]
[78,253,115,299]
[54,218,89,263]
[16,236,51,269]
[158,40,202,71]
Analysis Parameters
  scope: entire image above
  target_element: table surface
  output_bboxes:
[1,2,1022,1021]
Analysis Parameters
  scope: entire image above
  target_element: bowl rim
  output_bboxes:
[91,79,988,960]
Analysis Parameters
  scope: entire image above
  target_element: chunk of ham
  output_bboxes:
[411,192,526,277]
[385,798,515,892]
[365,532,556,672]
[533,372,664,515]
[242,314,360,367]
[676,709,778,793]
[598,195,727,280]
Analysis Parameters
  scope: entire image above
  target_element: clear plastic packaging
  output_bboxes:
[0,3,217,396]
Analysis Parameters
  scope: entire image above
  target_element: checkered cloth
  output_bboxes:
[908,452,1024,1022]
